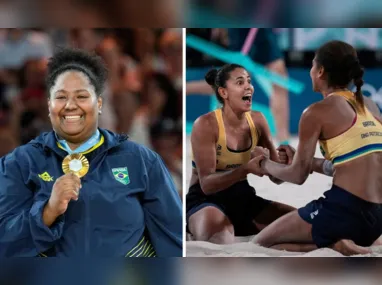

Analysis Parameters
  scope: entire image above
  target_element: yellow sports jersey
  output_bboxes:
[192,108,259,171]
[319,91,382,166]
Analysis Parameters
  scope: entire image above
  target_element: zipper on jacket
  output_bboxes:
[81,141,123,256]
[84,179,90,256]
[83,153,105,256]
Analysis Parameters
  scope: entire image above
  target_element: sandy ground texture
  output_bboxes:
[185,136,382,257]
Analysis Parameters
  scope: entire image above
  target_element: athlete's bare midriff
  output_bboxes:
[333,152,382,203]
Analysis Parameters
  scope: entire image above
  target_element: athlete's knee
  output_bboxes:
[207,226,235,244]
[192,224,234,243]
[188,207,235,243]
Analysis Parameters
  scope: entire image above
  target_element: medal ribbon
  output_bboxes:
[56,129,101,154]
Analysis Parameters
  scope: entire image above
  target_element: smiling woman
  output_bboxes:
[0,48,182,257]
[186,63,295,244]
[47,49,106,148]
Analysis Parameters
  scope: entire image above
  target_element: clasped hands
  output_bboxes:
[247,145,296,177]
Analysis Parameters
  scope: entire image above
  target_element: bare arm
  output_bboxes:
[261,105,322,185]
[192,115,262,195]
[186,80,214,95]
[278,144,334,177]
[254,112,284,185]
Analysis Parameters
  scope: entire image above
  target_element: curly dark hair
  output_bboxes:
[46,47,108,97]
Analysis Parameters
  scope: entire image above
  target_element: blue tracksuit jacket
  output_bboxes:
[0,128,182,257]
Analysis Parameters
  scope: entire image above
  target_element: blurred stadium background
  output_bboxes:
[186,28,382,136]
[0,28,183,198]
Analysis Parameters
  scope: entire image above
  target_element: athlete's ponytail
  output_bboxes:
[351,62,365,112]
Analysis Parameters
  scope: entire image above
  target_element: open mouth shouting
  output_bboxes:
[242,92,252,105]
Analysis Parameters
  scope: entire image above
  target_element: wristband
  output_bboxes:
[323,160,334,176]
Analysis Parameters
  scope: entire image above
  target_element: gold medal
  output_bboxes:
[62,153,89,178]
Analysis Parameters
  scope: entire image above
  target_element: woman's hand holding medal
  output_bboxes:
[43,172,82,227]
[42,152,89,227]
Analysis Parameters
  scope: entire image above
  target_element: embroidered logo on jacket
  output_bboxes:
[112,167,130,185]
[38,172,54,182]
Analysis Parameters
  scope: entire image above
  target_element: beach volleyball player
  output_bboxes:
[186,28,290,144]
[252,40,382,256]
[186,64,295,244]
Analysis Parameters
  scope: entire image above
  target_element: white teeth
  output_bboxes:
[64,116,82,120]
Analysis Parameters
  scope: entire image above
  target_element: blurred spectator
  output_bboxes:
[126,28,160,80]
[11,58,51,145]
[97,31,142,93]
[158,29,183,90]
[0,128,17,157]
[0,28,183,198]
[69,29,103,53]
[0,29,52,72]
[0,29,52,125]
[150,119,183,197]
[129,72,182,148]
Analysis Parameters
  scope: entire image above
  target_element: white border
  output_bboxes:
[182,27,187,257]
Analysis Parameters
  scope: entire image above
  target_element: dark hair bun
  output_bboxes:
[205,69,218,86]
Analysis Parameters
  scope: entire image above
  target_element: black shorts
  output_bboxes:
[186,180,272,236]
[298,185,382,248]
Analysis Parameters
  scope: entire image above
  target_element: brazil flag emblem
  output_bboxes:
[112,167,130,185]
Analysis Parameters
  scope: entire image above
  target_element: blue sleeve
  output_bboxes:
[0,153,64,257]
[142,154,183,257]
